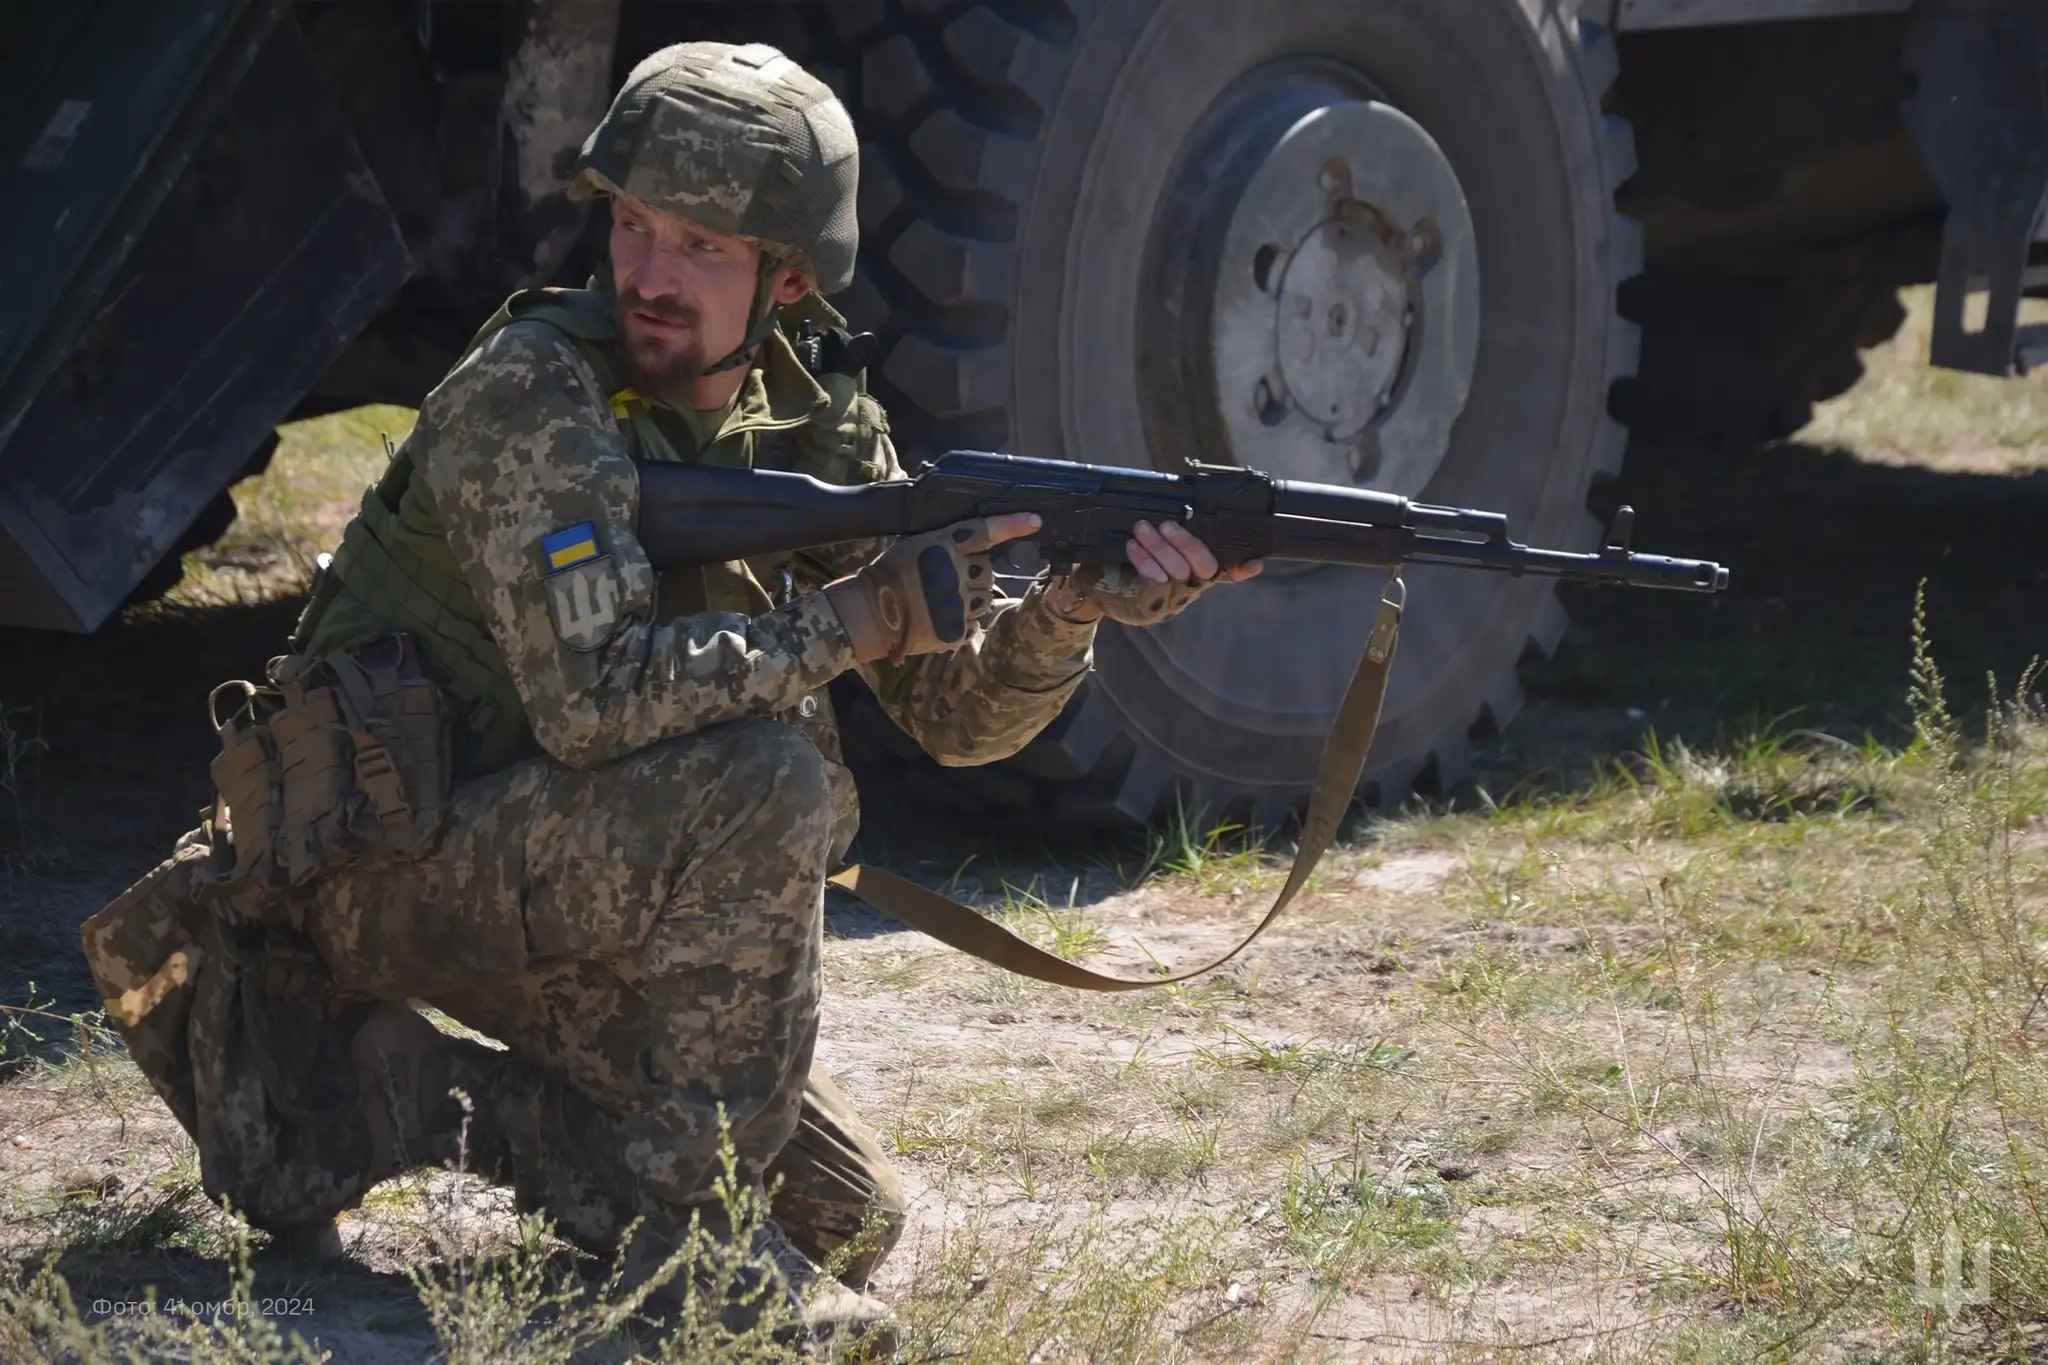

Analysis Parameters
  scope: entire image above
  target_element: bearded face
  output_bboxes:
[606,196,764,405]
[614,284,710,398]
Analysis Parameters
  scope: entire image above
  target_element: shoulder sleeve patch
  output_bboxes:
[541,522,601,573]
[545,556,624,652]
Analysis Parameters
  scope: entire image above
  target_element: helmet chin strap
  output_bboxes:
[701,255,789,376]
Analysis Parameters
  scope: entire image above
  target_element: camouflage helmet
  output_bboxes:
[569,42,859,295]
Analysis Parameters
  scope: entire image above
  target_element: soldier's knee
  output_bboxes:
[720,720,831,838]
[621,721,831,875]
[637,719,826,804]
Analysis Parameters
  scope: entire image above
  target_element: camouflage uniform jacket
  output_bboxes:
[303,287,1096,845]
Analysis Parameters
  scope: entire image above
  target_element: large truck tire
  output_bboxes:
[815,0,1641,826]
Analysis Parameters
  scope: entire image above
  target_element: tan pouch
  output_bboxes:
[325,633,449,857]
[266,657,358,886]
[208,681,284,890]
[205,634,451,894]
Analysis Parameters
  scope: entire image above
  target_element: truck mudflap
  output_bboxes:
[1902,0,2048,377]
[0,0,410,632]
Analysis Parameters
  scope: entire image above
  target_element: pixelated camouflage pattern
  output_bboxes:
[309,719,827,1202]
[80,831,218,1135]
[569,42,859,292]
[79,727,904,1272]
[90,279,1088,1276]
[82,836,387,1234]
[306,716,898,1255]
[409,319,859,772]
[307,293,1093,848]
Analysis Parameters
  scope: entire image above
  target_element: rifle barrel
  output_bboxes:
[1404,535,1728,592]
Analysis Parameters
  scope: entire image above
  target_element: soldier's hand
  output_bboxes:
[1045,520,1263,627]
[825,513,1040,662]
[1126,519,1263,590]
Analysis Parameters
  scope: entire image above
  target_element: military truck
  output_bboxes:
[2,0,2040,824]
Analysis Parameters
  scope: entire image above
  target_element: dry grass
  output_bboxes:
[836,638,2048,1361]
[26,742,2038,1358]
[1803,286,2048,472]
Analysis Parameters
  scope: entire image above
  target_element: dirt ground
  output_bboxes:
[4,290,2048,1361]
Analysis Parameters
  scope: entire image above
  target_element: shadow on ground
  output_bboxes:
[1497,433,2048,787]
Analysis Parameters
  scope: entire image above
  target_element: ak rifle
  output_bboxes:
[635,449,1729,592]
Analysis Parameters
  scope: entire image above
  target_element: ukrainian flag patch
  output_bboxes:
[542,522,600,574]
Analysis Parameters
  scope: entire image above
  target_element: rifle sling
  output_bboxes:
[826,581,1405,990]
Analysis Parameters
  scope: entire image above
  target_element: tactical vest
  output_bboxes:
[301,287,889,779]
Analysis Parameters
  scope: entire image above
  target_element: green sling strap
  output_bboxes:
[827,581,1405,991]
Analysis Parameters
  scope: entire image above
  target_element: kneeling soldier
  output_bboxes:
[82,39,1255,1353]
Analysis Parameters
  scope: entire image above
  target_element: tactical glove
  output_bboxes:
[823,519,998,663]
[1045,563,1210,628]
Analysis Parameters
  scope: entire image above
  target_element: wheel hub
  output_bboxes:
[1111,72,1492,735]
[1199,99,1480,496]
[1270,203,1409,442]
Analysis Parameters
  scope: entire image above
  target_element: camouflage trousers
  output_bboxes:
[83,719,903,1279]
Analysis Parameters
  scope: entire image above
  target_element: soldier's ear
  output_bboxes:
[770,263,811,307]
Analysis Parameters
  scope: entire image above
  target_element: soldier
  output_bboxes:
[82,40,1257,1353]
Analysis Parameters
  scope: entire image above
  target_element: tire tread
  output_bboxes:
[808,0,1645,824]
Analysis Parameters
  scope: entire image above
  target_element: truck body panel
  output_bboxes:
[1596,0,1912,29]
[0,0,408,630]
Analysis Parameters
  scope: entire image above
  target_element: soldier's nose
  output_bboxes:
[635,246,697,299]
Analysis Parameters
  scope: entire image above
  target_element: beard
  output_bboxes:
[613,286,708,401]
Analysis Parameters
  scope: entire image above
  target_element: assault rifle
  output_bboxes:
[633,449,1728,994]
[635,449,1729,592]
